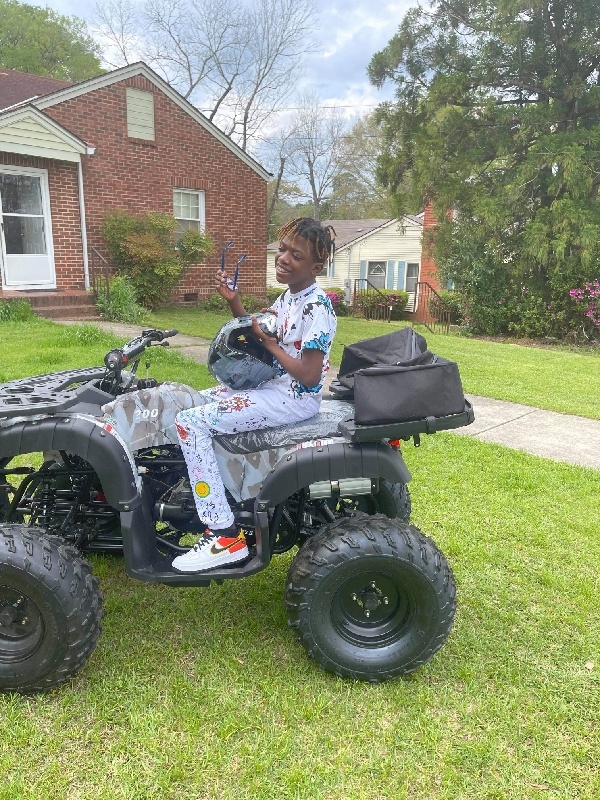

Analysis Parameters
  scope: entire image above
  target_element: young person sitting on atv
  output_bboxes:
[172,218,337,572]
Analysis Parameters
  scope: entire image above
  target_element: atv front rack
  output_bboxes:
[338,400,475,443]
[0,368,109,418]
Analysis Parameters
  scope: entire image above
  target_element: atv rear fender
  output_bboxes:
[256,441,411,509]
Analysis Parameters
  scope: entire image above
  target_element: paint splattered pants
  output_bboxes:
[175,382,320,529]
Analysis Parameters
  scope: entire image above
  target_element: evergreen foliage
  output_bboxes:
[369,0,600,337]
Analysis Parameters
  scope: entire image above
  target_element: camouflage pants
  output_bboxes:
[175,383,320,529]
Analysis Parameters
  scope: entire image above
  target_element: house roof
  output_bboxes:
[267,216,423,252]
[0,62,270,180]
[0,68,72,111]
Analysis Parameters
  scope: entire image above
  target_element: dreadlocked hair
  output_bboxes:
[276,218,336,265]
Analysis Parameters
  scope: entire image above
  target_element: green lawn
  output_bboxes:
[0,319,212,389]
[0,319,598,799]
[144,308,600,420]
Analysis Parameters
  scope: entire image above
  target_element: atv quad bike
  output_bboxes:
[0,328,474,693]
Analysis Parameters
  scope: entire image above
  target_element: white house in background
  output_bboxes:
[266,216,424,307]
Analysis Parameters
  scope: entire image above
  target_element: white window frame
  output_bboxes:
[367,260,387,289]
[405,262,420,294]
[173,189,206,235]
[404,262,420,312]
[0,164,56,289]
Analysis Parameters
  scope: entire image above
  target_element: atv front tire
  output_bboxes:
[0,524,104,693]
[285,513,455,681]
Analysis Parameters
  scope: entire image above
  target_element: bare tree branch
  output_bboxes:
[92,0,318,151]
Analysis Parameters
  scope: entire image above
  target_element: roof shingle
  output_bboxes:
[268,217,423,251]
[0,67,72,111]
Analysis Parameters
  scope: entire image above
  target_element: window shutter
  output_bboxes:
[359,260,366,287]
[386,260,395,289]
[396,260,406,290]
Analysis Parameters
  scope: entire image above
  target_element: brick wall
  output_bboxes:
[0,152,85,290]
[44,75,268,302]
[420,203,442,292]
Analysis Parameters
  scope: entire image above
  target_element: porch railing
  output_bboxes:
[407,281,452,336]
[352,278,395,322]
[89,247,111,303]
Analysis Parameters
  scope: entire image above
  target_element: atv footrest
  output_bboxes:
[126,549,265,586]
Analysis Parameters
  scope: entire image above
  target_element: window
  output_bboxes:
[126,88,155,141]
[173,189,205,236]
[367,261,386,289]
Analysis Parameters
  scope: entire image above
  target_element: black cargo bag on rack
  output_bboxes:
[337,328,466,425]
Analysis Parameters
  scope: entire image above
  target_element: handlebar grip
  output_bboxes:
[140,328,178,341]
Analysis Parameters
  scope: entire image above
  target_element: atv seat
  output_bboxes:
[213,399,354,454]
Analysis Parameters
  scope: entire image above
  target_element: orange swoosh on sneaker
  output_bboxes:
[210,535,246,555]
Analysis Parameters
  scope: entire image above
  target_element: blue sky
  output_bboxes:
[39,0,411,115]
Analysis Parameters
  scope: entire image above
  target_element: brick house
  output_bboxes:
[0,63,269,313]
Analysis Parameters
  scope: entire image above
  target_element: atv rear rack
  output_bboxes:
[338,401,475,443]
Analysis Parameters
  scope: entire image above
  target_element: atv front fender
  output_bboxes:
[0,416,139,511]
[256,441,411,509]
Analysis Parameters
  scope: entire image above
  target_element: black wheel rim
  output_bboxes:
[0,585,44,663]
[330,568,413,648]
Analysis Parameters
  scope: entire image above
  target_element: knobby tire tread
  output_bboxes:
[0,524,104,694]
[285,513,456,682]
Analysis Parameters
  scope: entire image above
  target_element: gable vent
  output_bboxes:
[126,87,155,141]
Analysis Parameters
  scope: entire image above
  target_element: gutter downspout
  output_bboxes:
[344,245,352,305]
[77,148,95,290]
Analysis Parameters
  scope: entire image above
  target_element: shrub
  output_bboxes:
[240,294,268,313]
[322,287,350,316]
[198,292,267,314]
[101,210,213,309]
[265,287,283,307]
[0,299,34,322]
[354,288,409,321]
[569,281,600,340]
[95,276,145,323]
[428,290,464,324]
[198,293,229,313]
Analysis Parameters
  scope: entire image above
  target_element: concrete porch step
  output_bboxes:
[34,305,101,320]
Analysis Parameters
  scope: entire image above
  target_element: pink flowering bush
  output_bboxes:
[569,281,600,336]
[323,288,350,316]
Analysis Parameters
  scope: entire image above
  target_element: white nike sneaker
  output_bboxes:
[172,527,249,572]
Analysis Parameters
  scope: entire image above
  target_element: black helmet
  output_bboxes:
[207,312,279,391]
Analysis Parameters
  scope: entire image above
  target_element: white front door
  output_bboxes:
[0,167,56,289]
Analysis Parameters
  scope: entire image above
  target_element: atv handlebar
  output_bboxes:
[103,329,178,381]
[122,328,178,360]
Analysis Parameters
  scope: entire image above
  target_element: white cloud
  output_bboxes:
[38,0,406,114]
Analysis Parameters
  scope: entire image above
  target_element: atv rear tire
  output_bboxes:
[0,524,104,693]
[350,479,411,522]
[285,513,455,681]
